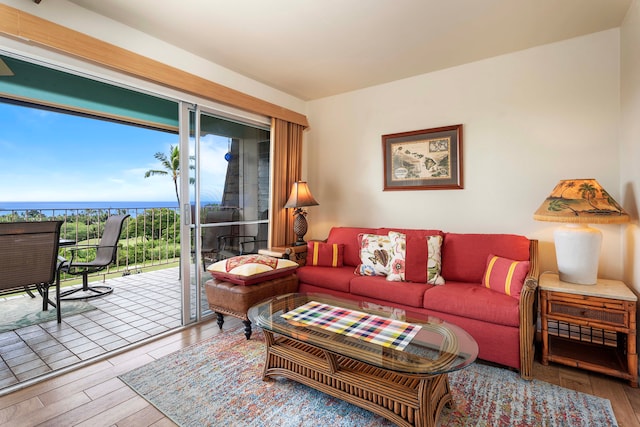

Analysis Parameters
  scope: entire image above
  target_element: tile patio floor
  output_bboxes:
[0,267,208,393]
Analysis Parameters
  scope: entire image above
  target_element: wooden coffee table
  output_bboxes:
[249,293,478,427]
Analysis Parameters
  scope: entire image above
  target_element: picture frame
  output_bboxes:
[382,124,463,191]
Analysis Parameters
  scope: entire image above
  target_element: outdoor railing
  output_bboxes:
[0,206,181,282]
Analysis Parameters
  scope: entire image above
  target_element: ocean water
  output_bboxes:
[0,201,179,211]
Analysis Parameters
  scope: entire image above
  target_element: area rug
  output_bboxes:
[120,325,618,427]
[0,295,96,332]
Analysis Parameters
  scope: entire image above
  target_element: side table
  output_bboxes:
[539,272,637,387]
[259,245,307,266]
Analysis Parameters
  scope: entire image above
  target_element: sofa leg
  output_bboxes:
[216,312,224,330]
[243,320,252,340]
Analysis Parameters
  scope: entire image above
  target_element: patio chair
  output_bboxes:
[236,209,269,255]
[200,209,236,270]
[0,221,64,323]
[215,209,269,260]
[59,214,130,300]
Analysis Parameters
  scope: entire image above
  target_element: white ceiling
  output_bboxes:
[67,0,632,101]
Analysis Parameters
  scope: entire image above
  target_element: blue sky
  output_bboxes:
[0,102,229,202]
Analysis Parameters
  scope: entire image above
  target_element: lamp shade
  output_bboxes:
[284,181,319,209]
[533,179,629,224]
[533,179,629,285]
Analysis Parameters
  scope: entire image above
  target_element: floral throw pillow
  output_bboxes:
[386,231,406,282]
[426,235,445,285]
[357,233,393,276]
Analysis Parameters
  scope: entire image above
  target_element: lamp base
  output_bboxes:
[554,224,602,285]
[292,211,308,246]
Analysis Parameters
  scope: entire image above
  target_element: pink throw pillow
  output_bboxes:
[482,254,530,298]
[307,241,344,267]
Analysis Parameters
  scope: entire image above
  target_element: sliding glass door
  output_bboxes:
[180,104,270,323]
[1,51,272,327]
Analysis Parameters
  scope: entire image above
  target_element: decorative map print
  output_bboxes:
[391,137,451,181]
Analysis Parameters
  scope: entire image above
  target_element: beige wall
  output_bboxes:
[305,29,625,279]
[621,0,640,293]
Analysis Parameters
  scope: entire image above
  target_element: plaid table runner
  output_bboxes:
[281,301,421,351]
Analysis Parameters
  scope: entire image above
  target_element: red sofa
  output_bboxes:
[296,226,539,379]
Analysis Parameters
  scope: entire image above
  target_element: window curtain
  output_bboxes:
[270,118,304,247]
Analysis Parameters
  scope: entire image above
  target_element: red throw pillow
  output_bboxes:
[307,241,344,267]
[326,227,377,266]
[482,254,530,298]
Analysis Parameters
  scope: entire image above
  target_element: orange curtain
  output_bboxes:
[270,118,304,247]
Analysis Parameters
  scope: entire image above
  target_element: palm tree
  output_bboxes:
[144,145,185,205]
[548,198,579,216]
[558,180,576,198]
[601,189,625,214]
[578,182,598,209]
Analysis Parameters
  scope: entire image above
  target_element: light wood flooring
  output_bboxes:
[0,316,638,427]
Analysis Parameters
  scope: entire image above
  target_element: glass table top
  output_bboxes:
[249,292,478,375]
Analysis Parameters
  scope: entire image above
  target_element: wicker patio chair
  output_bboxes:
[0,220,64,323]
[59,214,130,300]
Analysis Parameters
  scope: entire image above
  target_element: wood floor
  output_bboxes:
[0,316,638,427]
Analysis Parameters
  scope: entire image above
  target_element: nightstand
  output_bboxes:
[258,245,307,266]
[539,272,637,387]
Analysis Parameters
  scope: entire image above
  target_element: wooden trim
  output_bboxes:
[518,239,539,380]
[0,4,309,127]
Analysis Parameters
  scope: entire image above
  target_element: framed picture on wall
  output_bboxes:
[382,124,463,191]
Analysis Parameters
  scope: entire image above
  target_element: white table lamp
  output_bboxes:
[533,179,629,285]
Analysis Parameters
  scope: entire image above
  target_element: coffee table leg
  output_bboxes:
[261,330,276,381]
[416,374,453,427]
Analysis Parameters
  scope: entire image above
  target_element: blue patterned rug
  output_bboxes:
[0,295,96,332]
[120,325,618,427]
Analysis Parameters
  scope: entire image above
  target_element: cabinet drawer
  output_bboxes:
[548,300,628,328]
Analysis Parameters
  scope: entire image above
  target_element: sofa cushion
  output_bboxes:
[423,282,520,327]
[377,228,442,283]
[327,227,377,267]
[441,233,530,283]
[482,254,530,298]
[351,275,432,308]
[295,265,354,293]
[356,233,394,277]
[206,255,298,286]
[307,241,344,267]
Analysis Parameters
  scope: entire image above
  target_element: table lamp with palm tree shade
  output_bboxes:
[284,181,319,246]
[533,178,629,285]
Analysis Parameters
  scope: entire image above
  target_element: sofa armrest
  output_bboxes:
[518,239,539,380]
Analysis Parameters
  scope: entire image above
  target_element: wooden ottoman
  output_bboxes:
[205,273,299,339]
